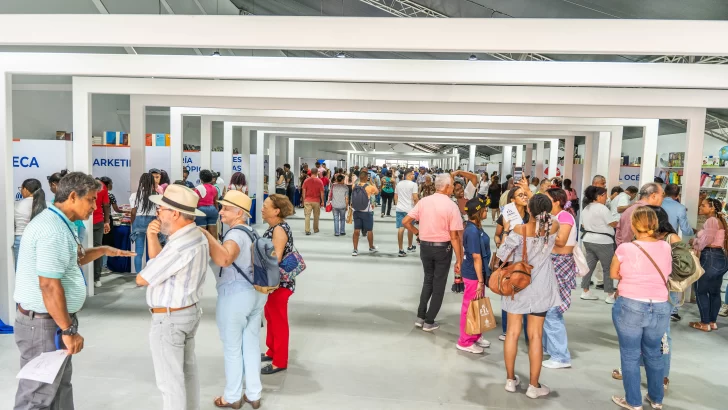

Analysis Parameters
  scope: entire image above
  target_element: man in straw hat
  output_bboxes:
[135,184,210,410]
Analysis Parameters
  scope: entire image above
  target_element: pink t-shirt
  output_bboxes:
[615,240,672,302]
[407,193,464,242]
[194,184,218,207]
[556,210,577,246]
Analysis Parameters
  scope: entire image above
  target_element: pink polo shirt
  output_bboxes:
[616,200,647,246]
[407,193,463,242]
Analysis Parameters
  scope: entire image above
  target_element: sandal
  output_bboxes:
[611,396,643,409]
[612,368,622,380]
[261,364,287,375]
[243,394,261,409]
[689,322,711,332]
[710,322,718,330]
[213,396,242,409]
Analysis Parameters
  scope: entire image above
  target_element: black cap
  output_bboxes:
[149,168,161,174]
[464,197,486,217]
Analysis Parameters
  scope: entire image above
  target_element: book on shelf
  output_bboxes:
[713,176,724,188]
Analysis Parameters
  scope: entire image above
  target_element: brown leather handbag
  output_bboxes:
[488,233,533,299]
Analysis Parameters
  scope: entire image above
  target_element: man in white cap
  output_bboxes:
[135,184,210,410]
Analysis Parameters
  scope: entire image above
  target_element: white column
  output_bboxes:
[240,128,250,178]
[514,145,523,168]
[607,128,623,189]
[268,134,277,190]
[200,116,212,170]
[548,139,559,179]
[224,122,233,182]
[170,108,184,182]
[0,73,15,324]
[255,131,265,225]
[524,144,533,178]
[288,139,295,170]
[683,109,707,229]
[582,132,595,194]
[468,144,476,172]
[454,148,460,170]
[593,132,610,183]
[129,96,146,192]
[563,136,575,180]
[639,120,659,188]
[502,146,513,177]
[535,142,545,178]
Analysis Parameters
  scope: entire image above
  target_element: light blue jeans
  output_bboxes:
[216,281,267,403]
[542,307,571,364]
[669,291,680,314]
[12,235,21,271]
[612,297,671,407]
[332,207,346,235]
[131,215,156,273]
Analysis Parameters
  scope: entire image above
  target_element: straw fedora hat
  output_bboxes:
[218,190,252,218]
[149,184,205,217]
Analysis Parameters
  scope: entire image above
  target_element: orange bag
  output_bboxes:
[488,233,532,300]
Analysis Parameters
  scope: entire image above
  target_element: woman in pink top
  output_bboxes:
[610,206,671,410]
[194,169,220,239]
[689,198,728,332]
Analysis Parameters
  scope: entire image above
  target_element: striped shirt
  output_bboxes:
[140,223,209,308]
[14,205,86,314]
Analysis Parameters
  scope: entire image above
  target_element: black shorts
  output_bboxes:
[353,211,374,234]
[529,311,547,317]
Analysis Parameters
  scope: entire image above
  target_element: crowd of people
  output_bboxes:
[10,159,728,410]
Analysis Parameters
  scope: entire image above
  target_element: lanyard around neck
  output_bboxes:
[48,207,88,286]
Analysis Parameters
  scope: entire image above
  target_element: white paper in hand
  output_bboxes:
[502,203,524,227]
[17,350,69,384]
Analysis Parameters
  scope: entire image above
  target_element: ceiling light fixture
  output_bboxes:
[468,54,478,61]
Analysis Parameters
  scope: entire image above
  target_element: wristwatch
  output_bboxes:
[61,324,78,336]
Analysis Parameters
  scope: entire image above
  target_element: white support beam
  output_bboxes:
[683,109,708,229]
[0,73,14,326]
[548,139,559,179]
[468,145,476,172]
[515,145,523,169]
[524,144,533,178]
[200,116,212,170]
[158,0,203,56]
[129,95,145,192]
[90,0,137,55]
[607,128,623,189]
[502,146,513,178]
[2,16,728,56]
[240,128,251,178]
[224,122,233,185]
[535,142,545,179]
[595,132,610,183]
[170,108,184,182]
[563,136,575,180]
[268,135,277,195]
[255,131,265,225]
[71,82,93,296]
[639,121,660,187]
[582,133,595,197]
[288,139,295,171]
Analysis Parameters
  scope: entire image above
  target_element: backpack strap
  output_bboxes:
[218,225,258,278]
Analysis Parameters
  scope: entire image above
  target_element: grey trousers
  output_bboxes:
[92,222,104,281]
[149,306,202,410]
[14,312,75,410]
[582,242,616,293]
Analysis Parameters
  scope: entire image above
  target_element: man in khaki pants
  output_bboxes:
[302,167,325,235]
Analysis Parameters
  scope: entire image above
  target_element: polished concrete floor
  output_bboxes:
[1,207,727,410]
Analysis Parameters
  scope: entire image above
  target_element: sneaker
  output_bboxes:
[398,250,407,257]
[369,246,379,253]
[94,281,102,288]
[611,396,643,410]
[456,343,484,354]
[340,232,346,236]
[422,322,439,332]
[596,284,604,290]
[542,359,571,369]
[352,249,358,257]
[305,232,311,236]
[645,395,663,410]
[526,383,550,399]
[475,338,491,348]
[407,245,417,253]
[414,318,424,328]
[605,294,616,304]
[670,313,682,322]
[334,234,340,237]
[504,375,520,393]
[719,304,728,317]
[498,333,506,341]
[580,290,599,300]
[381,213,385,218]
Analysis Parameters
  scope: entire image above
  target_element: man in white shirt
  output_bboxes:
[529,177,539,194]
[610,185,638,214]
[394,171,419,257]
[136,185,210,410]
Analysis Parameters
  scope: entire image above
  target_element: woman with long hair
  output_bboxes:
[13,178,46,268]
[689,197,728,332]
[48,170,86,244]
[149,168,162,194]
[130,172,158,273]
[496,194,560,399]
[275,167,287,195]
[580,186,619,303]
[158,169,171,194]
[195,169,220,239]
[456,197,492,354]
[329,174,349,236]
[610,207,672,410]
[260,194,296,376]
[563,178,579,213]
[228,171,248,195]
[488,175,502,223]
[542,188,577,369]
[380,170,395,218]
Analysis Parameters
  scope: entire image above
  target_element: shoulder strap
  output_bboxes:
[522,228,528,264]
[632,242,669,292]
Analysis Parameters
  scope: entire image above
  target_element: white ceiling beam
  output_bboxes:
[1,16,727,55]
[89,0,136,55]
[157,0,203,56]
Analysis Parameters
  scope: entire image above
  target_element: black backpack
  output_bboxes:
[351,184,370,211]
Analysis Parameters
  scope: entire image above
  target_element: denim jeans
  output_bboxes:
[333,207,346,235]
[216,282,267,403]
[12,235,21,271]
[542,307,571,364]
[669,291,680,314]
[131,215,156,273]
[695,247,728,323]
[612,297,671,407]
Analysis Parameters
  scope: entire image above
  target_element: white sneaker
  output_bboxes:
[719,303,728,317]
[542,359,571,369]
[504,375,520,393]
[498,333,506,341]
[369,246,379,253]
[605,294,616,304]
[526,383,551,399]
[94,281,102,288]
[475,338,491,348]
[580,290,598,300]
[456,343,484,354]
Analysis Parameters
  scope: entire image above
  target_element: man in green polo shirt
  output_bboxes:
[13,172,134,410]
